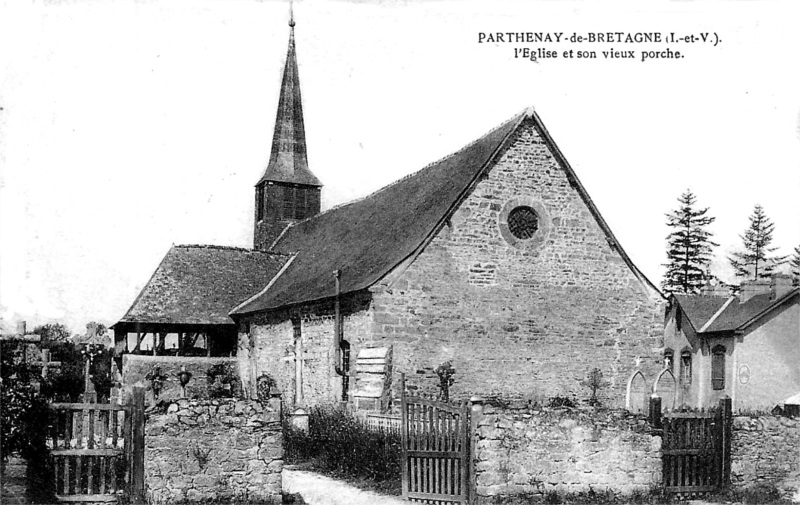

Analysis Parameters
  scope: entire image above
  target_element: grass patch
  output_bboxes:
[284,406,401,495]
[705,484,793,504]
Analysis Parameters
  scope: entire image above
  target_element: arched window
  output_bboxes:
[664,348,674,370]
[711,345,726,391]
[680,349,692,385]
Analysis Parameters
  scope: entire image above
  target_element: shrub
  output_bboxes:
[0,341,56,503]
[547,396,577,408]
[284,405,401,485]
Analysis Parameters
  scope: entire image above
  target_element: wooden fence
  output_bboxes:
[49,387,145,503]
[401,391,470,504]
[365,413,401,434]
[651,396,732,497]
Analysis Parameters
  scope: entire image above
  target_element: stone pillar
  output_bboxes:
[649,394,662,430]
[469,395,485,504]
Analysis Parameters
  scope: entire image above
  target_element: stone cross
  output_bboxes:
[39,349,61,379]
[81,357,97,403]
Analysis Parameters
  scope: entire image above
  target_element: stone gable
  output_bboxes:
[239,117,664,409]
[358,118,664,406]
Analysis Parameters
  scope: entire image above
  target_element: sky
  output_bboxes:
[1,0,799,334]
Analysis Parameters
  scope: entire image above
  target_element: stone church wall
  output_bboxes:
[356,120,664,406]
[241,292,373,407]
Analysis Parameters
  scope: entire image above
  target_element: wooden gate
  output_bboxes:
[48,387,145,503]
[401,389,470,504]
[655,397,732,497]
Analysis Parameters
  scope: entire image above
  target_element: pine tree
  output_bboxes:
[662,190,718,294]
[790,244,800,282]
[728,204,787,280]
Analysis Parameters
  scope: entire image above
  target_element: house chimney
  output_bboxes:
[739,279,771,303]
[770,273,793,300]
[16,320,26,335]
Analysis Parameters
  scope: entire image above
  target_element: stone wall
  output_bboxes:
[359,119,665,406]
[122,355,239,403]
[145,398,283,503]
[241,292,373,408]
[731,415,800,498]
[474,403,661,499]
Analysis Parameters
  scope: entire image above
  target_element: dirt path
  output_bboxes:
[283,469,406,505]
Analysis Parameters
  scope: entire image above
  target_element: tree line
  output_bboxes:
[661,189,799,295]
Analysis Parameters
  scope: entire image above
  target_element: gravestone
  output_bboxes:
[352,346,393,412]
[626,370,648,413]
[653,369,677,411]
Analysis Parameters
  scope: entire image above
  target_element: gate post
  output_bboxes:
[719,396,732,488]
[469,396,484,505]
[649,394,662,430]
[130,386,146,503]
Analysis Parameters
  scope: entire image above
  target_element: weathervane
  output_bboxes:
[289,0,295,28]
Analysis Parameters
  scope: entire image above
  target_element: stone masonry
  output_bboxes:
[731,414,800,498]
[144,398,283,503]
[241,117,665,410]
[359,119,665,405]
[474,403,662,499]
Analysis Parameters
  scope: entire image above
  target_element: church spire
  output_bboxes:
[257,3,321,187]
[254,4,322,251]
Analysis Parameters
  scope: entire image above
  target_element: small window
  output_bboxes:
[292,317,301,342]
[664,348,674,370]
[711,345,726,391]
[680,350,692,385]
[256,184,265,222]
[507,206,539,240]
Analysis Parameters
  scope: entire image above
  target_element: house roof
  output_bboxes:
[232,108,661,315]
[256,22,321,188]
[673,288,800,334]
[116,245,290,326]
[673,294,729,332]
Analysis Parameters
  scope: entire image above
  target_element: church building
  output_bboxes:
[115,14,666,410]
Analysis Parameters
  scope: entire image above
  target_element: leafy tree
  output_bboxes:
[662,189,718,294]
[0,341,56,502]
[33,322,71,345]
[728,204,787,280]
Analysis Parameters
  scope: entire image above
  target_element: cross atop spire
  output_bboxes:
[257,0,321,187]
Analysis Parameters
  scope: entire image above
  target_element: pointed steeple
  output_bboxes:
[257,8,321,187]
[253,6,322,251]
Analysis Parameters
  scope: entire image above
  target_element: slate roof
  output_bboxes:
[232,108,661,315]
[256,23,321,187]
[673,288,800,334]
[673,294,729,331]
[116,245,290,326]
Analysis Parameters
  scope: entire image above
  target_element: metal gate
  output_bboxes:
[48,387,145,503]
[657,397,731,497]
[401,389,470,504]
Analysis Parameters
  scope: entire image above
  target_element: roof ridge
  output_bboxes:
[174,244,293,257]
[280,109,529,227]
[698,296,737,332]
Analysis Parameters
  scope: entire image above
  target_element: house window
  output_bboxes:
[507,206,539,240]
[664,348,674,370]
[680,350,692,385]
[256,184,265,222]
[711,345,726,391]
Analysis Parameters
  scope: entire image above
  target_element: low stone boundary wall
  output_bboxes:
[145,398,282,503]
[731,415,800,498]
[474,403,661,499]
